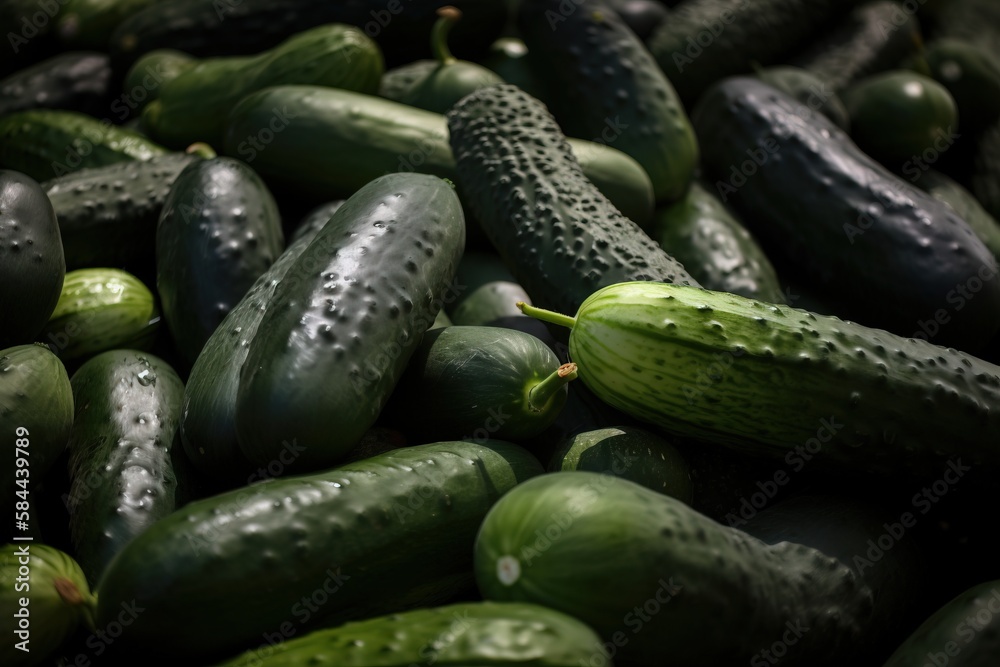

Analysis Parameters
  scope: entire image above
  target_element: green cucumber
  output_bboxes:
[56,0,163,49]
[0,170,65,346]
[753,66,850,130]
[41,268,159,362]
[289,200,345,244]
[918,39,1000,133]
[66,349,185,583]
[181,215,324,485]
[0,51,110,117]
[446,251,533,327]
[0,110,167,182]
[143,24,383,149]
[548,425,693,502]
[447,84,698,316]
[120,49,199,117]
[213,602,607,667]
[222,85,655,227]
[0,544,95,667]
[42,151,200,273]
[651,180,785,303]
[518,0,698,203]
[156,157,284,366]
[94,440,543,659]
[923,0,1000,61]
[972,121,1000,222]
[913,168,1000,266]
[692,76,1000,350]
[382,326,577,442]
[480,38,548,103]
[235,173,464,473]
[518,281,1000,477]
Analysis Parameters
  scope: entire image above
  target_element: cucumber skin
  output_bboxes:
[692,77,1000,351]
[914,168,1000,267]
[213,602,606,667]
[235,173,465,473]
[517,0,698,203]
[156,157,284,366]
[474,471,874,666]
[222,85,655,228]
[0,51,111,117]
[972,121,1000,223]
[561,282,1000,477]
[447,84,698,317]
[754,66,850,130]
[66,349,185,583]
[94,441,543,660]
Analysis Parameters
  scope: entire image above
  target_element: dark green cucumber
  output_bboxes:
[0,170,65,346]
[156,157,284,366]
[222,85,655,227]
[235,173,464,473]
[548,425,693,502]
[382,326,577,442]
[480,38,548,103]
[143,24,383,149]
[972,121,1000,222]
[923,0,1000,61]
[913,168,1000,266]
[289,200,345,244]
[651,180,784,303]
[646,0,845,104]
[605,0,670,42]
[753,66,850,130]
[65,349,185,583]
[213,602,606,667]
[447,84,698,317]
[56,0,162,49]
[446,251,533,327]
[518,0,698,203]
[0,110,167,182]
[40,268,158,362]
[918,39,1000,133]
[842,70,959,164]
[692,77,1000,350]
[519,281,1000,477]
[120,49,199,118]
[474,472,878,665]
[883,580,1000,667]
[181,217,323,485]
[789,1,923,92]
[94,441,543,659]
[0,344,74,498]
[42,151,200,272]
[0,52,110,117]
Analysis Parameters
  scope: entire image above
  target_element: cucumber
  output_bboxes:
[913,168,1000,266]
[0,51,110,117]
[289,200,345,244]
[518,281,1000,477]
[40,268,159,362]
[923,0,1000,61]
[120,49,199,117]
[181,215,323,485]
[605,0,669,42]
[94,441,543,659]
[65,349,186,583]
[0,544,95,667]
[474,472,877,665]
[235,173,465,473]
[41,151,200,273]
[972,121,1000,222]
[222,85,655,227]
[446,251,533,327]
[213,602,606,667]
[650,180,785,303]
[691,77,1000,350]
[517,0,698,202]
[381,326,577,442]
[447,84,698,316]
[753,66,850,130]
[0,170,65,347]
[0,110,167,182]
[918,39,1000,133]
[883,580,1000,667]
[56,0,163,49]
[549,425,693,503]
[156,157,284,366]
[480,38,548,103]
[143,24,383,149]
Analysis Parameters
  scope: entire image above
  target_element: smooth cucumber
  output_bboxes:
[94,441,543,659]
[0,51,111,117]
[445,251,533,327]
[121,49,199,116]
[972,121,1000,222]
[56,0,164,49]
[918,39,1000,133]
[913,168,1000,266]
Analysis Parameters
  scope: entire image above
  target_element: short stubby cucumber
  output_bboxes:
[519,282,1000,477]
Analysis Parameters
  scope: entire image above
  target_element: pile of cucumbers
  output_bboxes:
[3,0,1000,665]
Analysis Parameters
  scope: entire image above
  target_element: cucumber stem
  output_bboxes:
[527,363,579,412]
[432,6,462,65]
[55,577,98,632]
[516,301,577,329]
[186,142,217,159]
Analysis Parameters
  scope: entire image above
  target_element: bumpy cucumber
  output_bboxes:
[66,349,186,582]
[213,602,607,667]
[651,180,784,303]
[222,85,655,227]
[94,441,543,659]
[914,168,1000,266]
[0,170,65,347]
[519,281,1000,477]
[0,51,110,117]
[692,76,1000,350]
[41,268,158,362]
[447,84,698,317]
[381,326,577,442]
[235,173,464,473]
[518,0,698,202]
[156,157,284,366]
